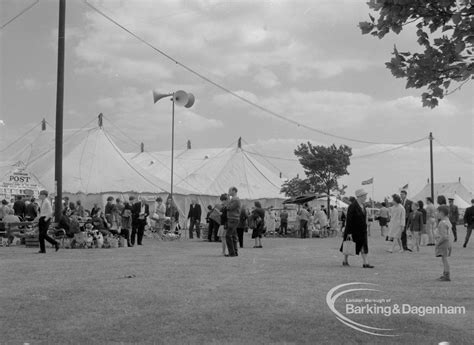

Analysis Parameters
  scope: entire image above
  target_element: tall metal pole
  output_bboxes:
[54,0,66,221]
[170,95,176,235]
[429,132,434,201]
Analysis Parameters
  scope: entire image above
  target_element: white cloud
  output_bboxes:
[72,0,381,86]
[16,78,41,91]
[253,69,280,88]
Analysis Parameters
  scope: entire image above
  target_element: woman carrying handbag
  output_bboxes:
[340,189,374,268]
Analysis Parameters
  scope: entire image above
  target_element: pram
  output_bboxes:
[160,218,182,241]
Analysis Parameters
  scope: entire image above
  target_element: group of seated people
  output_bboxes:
[55,208,131,247]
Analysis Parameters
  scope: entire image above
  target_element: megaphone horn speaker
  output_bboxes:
[184,93,195,108]
[173,90,189,107]
[153,90,172,104]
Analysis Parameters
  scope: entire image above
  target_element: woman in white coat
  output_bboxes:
[387,194,406,253]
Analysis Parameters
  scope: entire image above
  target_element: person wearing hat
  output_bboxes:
[448,197,459,242]
[340,188,374,268]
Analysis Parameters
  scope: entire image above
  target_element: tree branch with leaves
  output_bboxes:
[359,0,473,108]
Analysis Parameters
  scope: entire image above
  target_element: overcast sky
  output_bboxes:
[1,0,473,200]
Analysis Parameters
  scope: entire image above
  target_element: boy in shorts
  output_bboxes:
[435,205,453,281]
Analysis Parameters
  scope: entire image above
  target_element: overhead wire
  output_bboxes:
[241,150,283,189]
[102,130,170,193]
[83,0,426,146]
[241,136,428,163]
[351,137,427,159]
[1,0,39,30]
[26,117,98,166]
[434,138,474,166]
[0,120,44,152]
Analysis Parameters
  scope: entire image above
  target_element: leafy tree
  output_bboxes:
[280,176,312,197]
[294,143,352,218]
[359,0,473,108]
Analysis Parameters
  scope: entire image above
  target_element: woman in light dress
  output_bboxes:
[330,205,339,235]
[316,207,328,237]
[265,208,276,235]
[425,197,437,246]
[387,194,406,253]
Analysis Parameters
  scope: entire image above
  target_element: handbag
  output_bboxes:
[342,235,356,256]
[209,208,222,225]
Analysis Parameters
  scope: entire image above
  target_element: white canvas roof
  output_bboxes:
[127,146,286,199]
[25,127,191,195]
[412,182,473,208]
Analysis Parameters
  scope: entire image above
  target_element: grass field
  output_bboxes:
[1,228,473,345]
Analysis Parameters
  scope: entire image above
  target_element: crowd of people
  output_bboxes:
[340,188,474,282]
[2,186,473,281]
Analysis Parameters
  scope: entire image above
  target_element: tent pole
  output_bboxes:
[429,132,434,201]
[54,0,66,221]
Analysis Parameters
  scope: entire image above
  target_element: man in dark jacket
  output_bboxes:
[131,196,149,246]
[188,199,202,239]
[463,199,474,248]
[400,190,413,251]
[13,195,26,219]
[448,197,459,242]
[341,189,374,268]
[25,197,38,221]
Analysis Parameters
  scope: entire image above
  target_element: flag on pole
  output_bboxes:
[361,177,374,185]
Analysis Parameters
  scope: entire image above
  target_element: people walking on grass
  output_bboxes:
[386,194,406,253]
[316,206,328,237]
[330,205,339,235]
[279,206,288,236]
[152,197,166,237]
[208,201,222,242]
[407,202,423,252]
[417,200,427,246]
[36,190,59,254]
[340,189,374,268]
[437,195,447,217]
[225,187,241,257]
[400,190,413,252]
[266,208,276,236]
[298,204,310,238]
[251,201,265,248]
[340,208,346,234]
[121,198,133,247]
[188,199,202,239]
[425,197,437,246]
[435,205,453,281]
[216,193,228,255]
[448,197,459,242]
[131,196,149,246]
[378,202,389,237]
[463,199,474,248]
[237,206,248,248]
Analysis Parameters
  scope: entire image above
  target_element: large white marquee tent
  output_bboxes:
[1,119,287,224]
